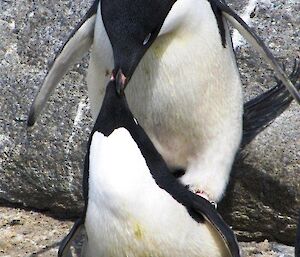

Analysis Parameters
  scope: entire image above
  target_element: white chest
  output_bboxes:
[87,0,242,169]
[84,130,230,257]
[89,0,241,118]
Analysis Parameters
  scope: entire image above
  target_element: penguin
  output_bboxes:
[28,0,300,205]
[59,64,299,257]
[57,72,300,257]
[59,79,240,257]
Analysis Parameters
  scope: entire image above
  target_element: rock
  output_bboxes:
[0,0,299,243]
[240,240,294,257]
[0,0,94,217]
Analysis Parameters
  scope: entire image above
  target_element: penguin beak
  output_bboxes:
[101,0,176,95]
[113,68,128,95]
[112,47,147,95]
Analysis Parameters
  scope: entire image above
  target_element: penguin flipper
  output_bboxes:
[27,1,99,127]
[208,0,300,105]
[242,60,300,147]
[58,218,84,257]
[296,213,300,257]
[189,194,240,257]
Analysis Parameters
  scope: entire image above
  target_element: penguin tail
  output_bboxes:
[27,1,99,127]
[241,59,300,148]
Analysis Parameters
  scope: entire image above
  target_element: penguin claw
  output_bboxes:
[185,186,218,209]
[194,190,217,208]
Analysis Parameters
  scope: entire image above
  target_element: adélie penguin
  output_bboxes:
[59,79,240,257]
[57,76,300,257]
[27,0,300,203]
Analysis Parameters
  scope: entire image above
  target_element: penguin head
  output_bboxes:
[101,0,176,94]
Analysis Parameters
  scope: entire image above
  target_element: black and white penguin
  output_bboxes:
[28,0,300,205]
[59,79,240,257]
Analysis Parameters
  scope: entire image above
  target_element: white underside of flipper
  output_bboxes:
[28,14,96,126]
[83,129,231,257]
[87,0,243,202]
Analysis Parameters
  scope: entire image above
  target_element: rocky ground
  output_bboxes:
[0,206,295,257]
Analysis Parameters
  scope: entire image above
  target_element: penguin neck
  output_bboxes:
[90,81,196,212]
[93,80,132,136]
[89,81,157,196]
[89,82,173,205]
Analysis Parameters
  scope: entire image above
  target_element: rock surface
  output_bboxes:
[0,0,299,244]
[0,206,295,257]
[0,0,93,217]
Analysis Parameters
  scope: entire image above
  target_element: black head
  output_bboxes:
[101,0,176,93]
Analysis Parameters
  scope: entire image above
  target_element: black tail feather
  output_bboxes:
[241,59,300,148]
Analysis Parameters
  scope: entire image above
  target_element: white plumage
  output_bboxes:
[87,0,243,203]
[85,128,231,257]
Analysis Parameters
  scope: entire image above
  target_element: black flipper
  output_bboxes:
[58,218,84,257]
[87,80,241,257]
[208,0,300,104]
[27,0,99,127]
[296,213,300,257]
[188,194,240,257]
[242,60,300,147]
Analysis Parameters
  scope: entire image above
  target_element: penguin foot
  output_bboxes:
[185,185,218,208]
[179,170,228,205]
[194,190,217,209]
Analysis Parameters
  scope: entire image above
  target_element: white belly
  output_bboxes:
[85,200,228,257]
[84,129,230,257]
[87,0,243,201]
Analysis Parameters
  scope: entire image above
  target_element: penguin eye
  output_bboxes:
[143,33,152,45]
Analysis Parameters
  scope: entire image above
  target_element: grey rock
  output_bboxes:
[0,0,94,217]
[240,241,294,257]
[0,0,299,243]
